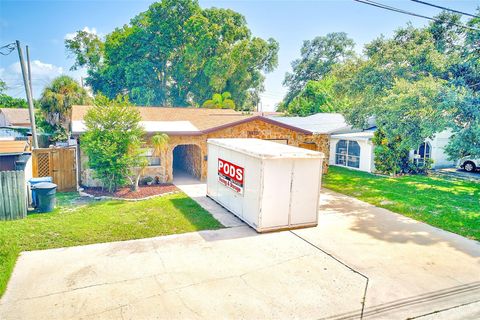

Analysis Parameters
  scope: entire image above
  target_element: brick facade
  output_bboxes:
[79,118,330,186]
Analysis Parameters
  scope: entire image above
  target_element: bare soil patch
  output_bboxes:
[84,184,178,199]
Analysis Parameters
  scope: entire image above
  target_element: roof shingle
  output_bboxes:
[71,105,256,132]
[0,108,31,127]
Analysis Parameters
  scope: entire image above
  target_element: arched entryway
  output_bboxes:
[172,144,202,180]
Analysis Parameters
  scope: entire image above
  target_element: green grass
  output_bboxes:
[0,192,222,297]
[323,166,480,241]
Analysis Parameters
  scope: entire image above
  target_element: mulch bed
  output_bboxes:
[83,184,179,200]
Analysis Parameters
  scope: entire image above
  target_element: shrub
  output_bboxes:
[82,96,144,192]
[372,129,409,176]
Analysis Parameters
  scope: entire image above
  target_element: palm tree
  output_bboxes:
[130,133,170,192]
[39,75,91,131]
[202,92,235,109]
[151,133,170,156]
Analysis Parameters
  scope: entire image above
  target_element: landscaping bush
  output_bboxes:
[405,158,433,175]
[372,129,409,176]
[82,95,144,192]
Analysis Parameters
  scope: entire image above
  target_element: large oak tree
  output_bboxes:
[65,0,278,109]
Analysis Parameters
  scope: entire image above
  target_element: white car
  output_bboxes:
[457,156,480,173]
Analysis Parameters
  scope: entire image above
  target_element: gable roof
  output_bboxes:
[267,113,354,134]
[71,105,312,135]
[331,128,376,141]
[0,108,31,127]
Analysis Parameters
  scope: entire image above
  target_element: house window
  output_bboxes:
[144,149,160,166]
[414,142,431,166]
[335,140,360,169]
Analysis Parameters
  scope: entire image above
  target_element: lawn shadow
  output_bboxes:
[320,190,480,258]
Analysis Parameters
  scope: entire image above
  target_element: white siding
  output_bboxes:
[429,130,455,168]
[329,137,375,173]
[409,130,455,169]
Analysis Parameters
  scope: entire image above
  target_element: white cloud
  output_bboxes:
[65,26,99,40]
[1,60,64,99]
[10,60,63,78]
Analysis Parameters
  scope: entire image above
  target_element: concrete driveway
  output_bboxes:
[1,179,479,319]
[434,167,480,182]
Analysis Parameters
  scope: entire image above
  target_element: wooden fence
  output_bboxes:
[0,170,27,220]
[32,147,77,192]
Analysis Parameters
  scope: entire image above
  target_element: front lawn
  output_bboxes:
[323,166,480,241]
[0,192,222,297]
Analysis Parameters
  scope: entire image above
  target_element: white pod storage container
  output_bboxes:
[207,138,324,233]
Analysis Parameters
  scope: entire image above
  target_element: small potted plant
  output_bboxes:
[142,176,154,186]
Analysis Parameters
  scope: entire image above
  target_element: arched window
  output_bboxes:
[335,140,360,168]
[414,142,431,166]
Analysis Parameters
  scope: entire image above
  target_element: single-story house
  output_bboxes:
[0,108,31,128]
[329,128,455,173]
[71,105,331,186]
[329,127,455,172]
[270,113,455,173]
[0,139,32,177]
[329,129,376,172]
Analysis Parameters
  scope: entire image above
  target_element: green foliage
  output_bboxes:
[304,11,480,165]
[372,129,434,176]
[371,129,409,176]
[405,158,433,175]
[202,92,235,109]
[65,0,278,109]
[151,133,170,156]
[283,32,355,105]
[82,96,144,192]
[39,75,91,132]
[378,77,453,151]
[0,79,6,93]
[65,30,105,71]
[338,25,449,129]
[280,77,339,116]
[445,88,480,159]
[0,81,28,108]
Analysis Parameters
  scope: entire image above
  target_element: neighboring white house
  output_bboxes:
[329,129,376,172]
[410,129,454,169]
[271,113,455,173]
[329,127,455,172]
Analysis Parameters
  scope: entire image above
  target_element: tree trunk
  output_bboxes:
[134,173,141,192]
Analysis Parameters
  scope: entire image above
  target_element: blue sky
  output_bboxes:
[0,0,478,110]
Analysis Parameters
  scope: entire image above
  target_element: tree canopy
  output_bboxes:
[335,12,480,161]
[65,0,278,109]
[0,79,28,108]
[39,75,91,131]
[281,11,480,172]
[202,92,235,109]
[278,77,339,116]
[282,32,355,106]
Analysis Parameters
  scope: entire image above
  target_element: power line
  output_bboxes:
[410,0,480,19]
[0,42,16,56]
[353,0,480,32]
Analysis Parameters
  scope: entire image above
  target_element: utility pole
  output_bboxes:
[16,40,38,148]
[26,45,33,93]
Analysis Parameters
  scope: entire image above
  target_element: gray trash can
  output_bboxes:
[31,182,57,213]
[29,177,53,207]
